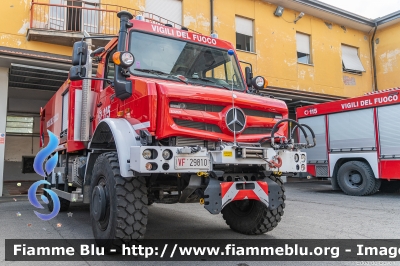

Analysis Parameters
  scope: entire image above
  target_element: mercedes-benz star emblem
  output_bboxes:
[225,108,246,133]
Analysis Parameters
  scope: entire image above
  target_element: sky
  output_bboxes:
[317,0,400,19]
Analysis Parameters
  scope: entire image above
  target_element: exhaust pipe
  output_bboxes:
[114,11,134,100]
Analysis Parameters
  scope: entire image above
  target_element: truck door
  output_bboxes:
[97,47,117,123]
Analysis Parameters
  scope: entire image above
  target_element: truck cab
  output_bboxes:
[39,11,313,251]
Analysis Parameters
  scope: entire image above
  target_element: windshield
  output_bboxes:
[129,31,245,91]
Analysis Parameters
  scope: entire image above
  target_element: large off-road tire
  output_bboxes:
[90,152,148,251]
[367,177,382,195]
[379,180,400,193]
[337,161,379,196]
[46,185,71,212]
[221,175,285,235]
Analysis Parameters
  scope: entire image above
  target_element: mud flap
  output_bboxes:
[203,177,284,214]
[203,178,223,214]
[263,176,284,210]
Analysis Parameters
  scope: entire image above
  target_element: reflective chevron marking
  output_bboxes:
[220,181,269,209]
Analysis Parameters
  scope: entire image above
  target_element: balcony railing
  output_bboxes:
[30,0,198,36]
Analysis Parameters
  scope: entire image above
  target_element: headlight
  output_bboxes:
[251,76,268,89]
[294,154,299,162]
[301,164,306,171]
[301,154,306,162]
[142,149,152,159]
[255,77,264,87]
[112,51,135,68]
[121,52,134,66]
[162,149,173,160]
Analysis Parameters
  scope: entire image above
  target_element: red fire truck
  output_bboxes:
[39,11,313,250]
[297,88,400,196]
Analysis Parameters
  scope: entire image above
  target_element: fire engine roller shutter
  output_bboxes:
[328,109,375,150]
[377,104,400,157]
[298,116,327,161]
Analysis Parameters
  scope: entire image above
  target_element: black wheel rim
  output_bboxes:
[344,170,363,189]
[92,185,106,221]
[93,176,110,231]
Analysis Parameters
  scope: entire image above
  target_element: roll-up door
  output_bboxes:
[299,115,327,161]
[328,109,375,150]
[377,104,400,157]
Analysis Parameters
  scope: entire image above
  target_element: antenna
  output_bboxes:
[227,49,238,148]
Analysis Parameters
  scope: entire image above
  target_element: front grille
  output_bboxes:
[241,127,272,135]
[170,102,225,112]
[176,137,216,149]
[176,137,205,146]
[170,102,280,119]
[242,108,280,118]
[171,102,281,137]
[174,119,222,133]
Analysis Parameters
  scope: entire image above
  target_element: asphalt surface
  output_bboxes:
[1,180,400,266]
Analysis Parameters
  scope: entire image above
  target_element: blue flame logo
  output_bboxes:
[28,130,60,221]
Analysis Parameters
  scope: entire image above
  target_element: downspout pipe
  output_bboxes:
[371,22,378,91]
[210,0,214,34]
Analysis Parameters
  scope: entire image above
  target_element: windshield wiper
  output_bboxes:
[190,77,231,90]
[134,68,169,75]
[134,68,188,84]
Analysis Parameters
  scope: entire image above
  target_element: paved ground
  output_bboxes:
[1,180,400,266]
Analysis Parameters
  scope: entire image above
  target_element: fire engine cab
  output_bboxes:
[297,88,400,196]
[39,11,314,250]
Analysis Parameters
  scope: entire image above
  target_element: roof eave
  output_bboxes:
[292,0,375,27]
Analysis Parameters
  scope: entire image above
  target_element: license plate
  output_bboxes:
[175,157,209,169]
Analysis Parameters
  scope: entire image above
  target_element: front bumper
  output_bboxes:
[130,145,307,174]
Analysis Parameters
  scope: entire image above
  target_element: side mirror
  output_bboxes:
[245,66,253,87]
[251,76,268,90]
[69,66,86,81]
[69,41,88,81]
[72,41,88,66]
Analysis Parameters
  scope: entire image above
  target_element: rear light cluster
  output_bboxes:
[142,149,173,171]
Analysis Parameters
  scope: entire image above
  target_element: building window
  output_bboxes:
[341,44,365,74]
[49,0,100,33]
[235,16,254,52]
[145,0,182,25]
[296,32,311,64]
[6,116,34,134]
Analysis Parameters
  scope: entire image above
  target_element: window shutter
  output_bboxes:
[342,45,365,72]
[235,16,253,36]
[296,33,310,54]
[145,0,182,25]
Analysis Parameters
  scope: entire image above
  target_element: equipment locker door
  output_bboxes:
[377,104,400,179]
